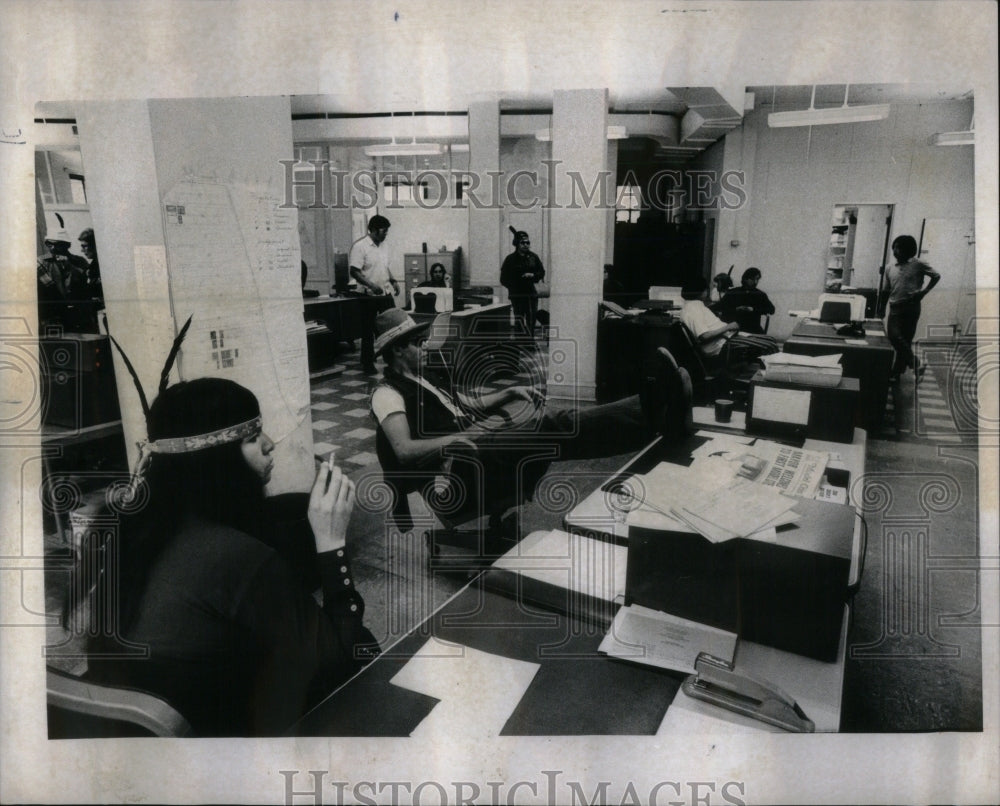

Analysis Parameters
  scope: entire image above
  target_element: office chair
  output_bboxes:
[47,667,192,738]
[411,290,439,315]
[670,321,761,406]
[374,428,531,570]
[669,321,726,403]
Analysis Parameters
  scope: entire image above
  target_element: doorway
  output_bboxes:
[825,204,894,294]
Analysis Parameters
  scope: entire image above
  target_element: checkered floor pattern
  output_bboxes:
[310,338,985,455]
[309,347,549,467]
[879,341,981,445]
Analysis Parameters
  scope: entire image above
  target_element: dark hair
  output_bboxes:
[892,235,918,262]
[682,276,708,300]
[713,273,733,291]
[368,214,391,231]
[74,378,265,635]
[741,267,762,285]
[430,262,446,276]
[79,228,96,247]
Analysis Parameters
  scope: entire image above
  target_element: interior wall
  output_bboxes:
[375,200,468,286]
[738,98,974,340]
[500,136,551,302]
[548,89,608,400]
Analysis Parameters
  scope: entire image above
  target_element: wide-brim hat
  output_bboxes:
[373,309,431,356]
[44,229,72,246]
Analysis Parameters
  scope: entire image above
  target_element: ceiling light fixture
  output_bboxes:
[929,118,974,146]
[363,111,446,157]
[363,142,444,157]
[534,124,629,142]
[768,85,889,128]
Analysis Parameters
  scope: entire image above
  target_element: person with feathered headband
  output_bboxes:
[72,317,379,736]
[500,227,546,338]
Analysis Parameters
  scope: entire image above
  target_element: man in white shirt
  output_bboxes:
[680,277,778,370]
[349,215,400,374]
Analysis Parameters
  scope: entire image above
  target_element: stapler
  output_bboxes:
[681,653,815,732]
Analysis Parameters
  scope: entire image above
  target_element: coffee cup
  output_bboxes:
[714,399,734,423]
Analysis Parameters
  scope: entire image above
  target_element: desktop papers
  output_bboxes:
[599,605,737,675]
[623,435,830,543]
[689,437,829,499]
[626,460,799,543]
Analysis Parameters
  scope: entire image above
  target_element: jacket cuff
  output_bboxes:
[318,547,365,618]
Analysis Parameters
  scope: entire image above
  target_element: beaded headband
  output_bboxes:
[146,415,262,454]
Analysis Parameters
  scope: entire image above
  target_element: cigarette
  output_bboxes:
[327,452,336,471]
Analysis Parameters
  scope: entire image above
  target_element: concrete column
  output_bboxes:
[77,97,312,493]
[548,89,609,401]
[467,99,502,290]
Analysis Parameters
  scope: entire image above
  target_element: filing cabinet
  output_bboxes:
[402,249,461,300]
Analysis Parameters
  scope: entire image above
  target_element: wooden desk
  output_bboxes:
[292,569,684,737]
[292,526,848,736]
[303,295,364,345]
[782,319,892,430]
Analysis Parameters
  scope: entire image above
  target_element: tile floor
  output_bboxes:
[307,344,550,469]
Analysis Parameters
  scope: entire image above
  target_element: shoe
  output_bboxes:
[642,348,694,440]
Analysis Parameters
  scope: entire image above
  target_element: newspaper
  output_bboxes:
[690,437,829,499]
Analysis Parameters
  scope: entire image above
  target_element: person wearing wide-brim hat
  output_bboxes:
[37,227,92,330]
[369,308,692,519]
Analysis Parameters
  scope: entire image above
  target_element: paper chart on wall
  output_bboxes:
[160,178,307,441]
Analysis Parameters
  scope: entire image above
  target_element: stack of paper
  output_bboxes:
[626,462,799,543]
[761,352,843,387]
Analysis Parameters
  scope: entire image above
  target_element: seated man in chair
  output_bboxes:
[680,277,778,372]
[370,309,692,539]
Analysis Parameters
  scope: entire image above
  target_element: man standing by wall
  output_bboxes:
[885,234,940,383]
[349,215,400,374]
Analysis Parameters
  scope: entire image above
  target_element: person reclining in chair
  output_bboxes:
[369,309,692,530]
[680,276,778,371]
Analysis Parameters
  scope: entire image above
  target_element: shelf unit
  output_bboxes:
[826,213,856,291]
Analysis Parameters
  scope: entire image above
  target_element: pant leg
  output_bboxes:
[358,295,377,367]
[540,395,652,462]
[359,294,395,367]
[887,302,920,374]
[899,302,921,366]
[510,295,531,336]
[725,334,778,366]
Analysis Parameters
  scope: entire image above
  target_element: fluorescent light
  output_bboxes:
[363,142,444,157]
[534,125,629,141]
[768,103,889,128]
[768,84,889,128]
[928,130,974,146]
